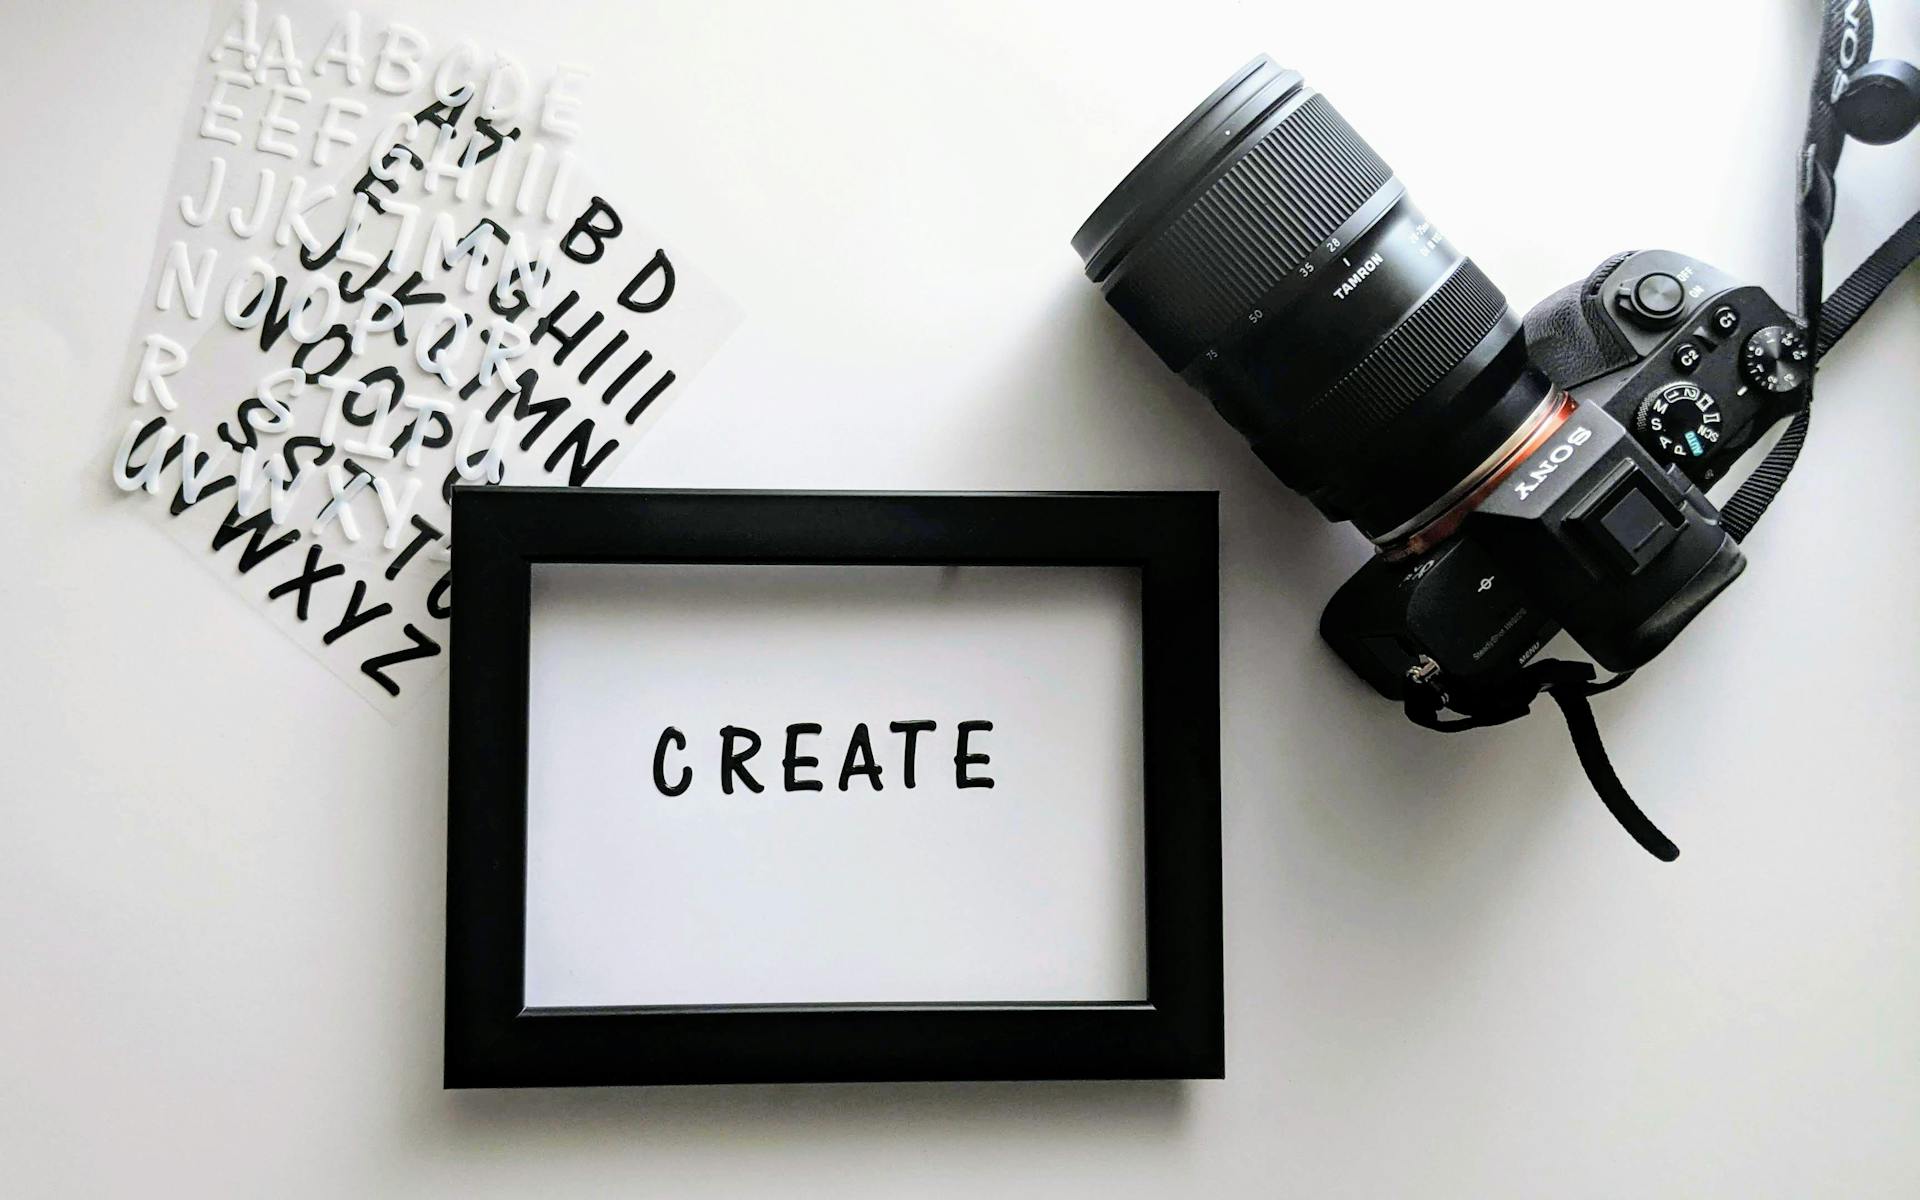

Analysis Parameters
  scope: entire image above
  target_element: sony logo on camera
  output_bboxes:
[1831,0,1864,102]
[1511,426,1593,500]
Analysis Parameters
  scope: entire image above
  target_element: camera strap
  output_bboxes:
[1723,0,1920,539]
[1402,661,1677,860]
[1412,0,1920,860]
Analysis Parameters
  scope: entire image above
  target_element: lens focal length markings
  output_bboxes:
[1186,193,1465,433]
[1193,181,1409,365]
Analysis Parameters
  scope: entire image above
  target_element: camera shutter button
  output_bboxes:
[1617,272,1687,326]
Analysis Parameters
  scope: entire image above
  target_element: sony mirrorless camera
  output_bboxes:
[1072,58,1810,718]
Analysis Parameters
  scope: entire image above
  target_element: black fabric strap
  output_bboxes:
[1817,207,1920,357]
[1721,0,1920,542]
[1722,203,1920,539]
[1544,685,1679,862]
[1718,408,1809,542]
[1405,659,1677,858]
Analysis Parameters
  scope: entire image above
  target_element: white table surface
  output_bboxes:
[4,0,1918,1195]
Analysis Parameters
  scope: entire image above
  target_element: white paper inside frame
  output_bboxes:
[523,564,1149,1009]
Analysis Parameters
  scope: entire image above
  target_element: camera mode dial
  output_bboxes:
[1634,381,1722,462]
[1740,325,1809,393]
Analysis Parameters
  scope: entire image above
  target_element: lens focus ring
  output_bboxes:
[1103,93,1392,370]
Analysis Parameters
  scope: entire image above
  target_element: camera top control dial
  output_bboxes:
[1634,381,1722,463]
[1741,325,1810,393]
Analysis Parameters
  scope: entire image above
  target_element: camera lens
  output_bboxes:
[1073,57,1552,540]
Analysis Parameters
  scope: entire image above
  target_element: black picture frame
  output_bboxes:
[445,488,1222,1087]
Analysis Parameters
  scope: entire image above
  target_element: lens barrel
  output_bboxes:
[1074,57,1546,539]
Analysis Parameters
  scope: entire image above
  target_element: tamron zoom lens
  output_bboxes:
[1073,56,1552,540]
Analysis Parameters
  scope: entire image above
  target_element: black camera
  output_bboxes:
[1072,58,1810,718]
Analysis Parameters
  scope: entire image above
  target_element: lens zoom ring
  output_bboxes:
[1292,261,1507,449]
[1110,94,1392,367]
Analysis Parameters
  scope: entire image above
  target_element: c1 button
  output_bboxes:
[1710,304,1739,335]
[1671,341,1703,374]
